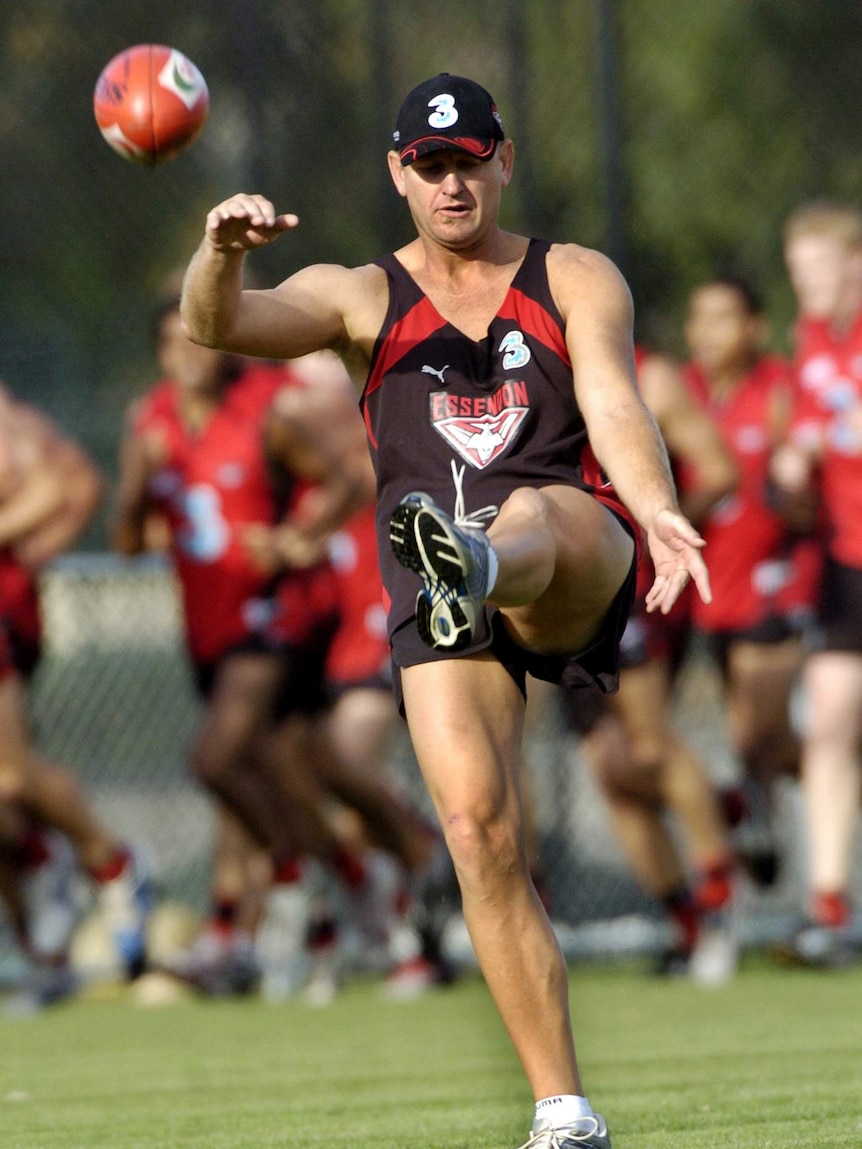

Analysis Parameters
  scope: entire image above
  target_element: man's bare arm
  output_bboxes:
[109,407,160,557]
[180,193,381,364]
[14,439,104,568]
[640,353,738,526]
[553,245,710,611]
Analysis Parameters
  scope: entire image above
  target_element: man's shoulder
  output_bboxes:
[545,241,631,318]
[290,259,387,295]
[546,240,621,278]
[286,261,389,353]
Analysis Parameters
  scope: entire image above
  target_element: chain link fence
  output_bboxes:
[8,554,854,973]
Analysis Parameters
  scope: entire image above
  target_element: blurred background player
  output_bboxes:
[770,201,862,966]
[113,298,368,995]
[113,303,437,997]
[682,276,820,890]
[0,384,152,1008]
[571,348,740,982]
[259,351,450,998]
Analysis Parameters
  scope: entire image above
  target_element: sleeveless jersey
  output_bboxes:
[684,355,821,632]
[789,310,862,568]
[361,238,633,637]
[134,364,331,664]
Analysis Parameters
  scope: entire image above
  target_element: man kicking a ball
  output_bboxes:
[180,72,710,1149]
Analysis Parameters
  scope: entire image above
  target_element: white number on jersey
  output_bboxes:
[499,330,531,370]
[177,483,230,560]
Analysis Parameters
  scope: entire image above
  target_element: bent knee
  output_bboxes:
[595,748,664,803]
[500,486,551,525]
[442,808,523,884]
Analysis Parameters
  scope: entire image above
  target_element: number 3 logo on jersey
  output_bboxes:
[499,330,531,370]
[178,483,230,560]
[427,93,458,129]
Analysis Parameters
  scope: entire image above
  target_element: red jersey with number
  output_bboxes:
[684,355,821,632]
[134,365,298,663]
[788,311,862,568]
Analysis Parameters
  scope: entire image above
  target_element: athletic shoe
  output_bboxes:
[256,882,311,1001]
[772,919,859,970]
[383,953,449,1001]
[653,944,693,979]
[97,847,154,979]
[302,940,341,1007]
[172,925,259,997]
[389,492,490,651]
[517,1113,612,1148]
[689,909,739,987]
[4,962,77,1017]
[20,831,80,963]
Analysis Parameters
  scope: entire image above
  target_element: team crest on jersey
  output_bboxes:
[429,382,529,469]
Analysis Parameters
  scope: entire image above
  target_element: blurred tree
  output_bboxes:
[3,0,862,547]
[618,0,862,349]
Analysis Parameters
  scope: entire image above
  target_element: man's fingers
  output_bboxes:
[645,553,712,615]
[205,195,299,250]
[689,551,712,605]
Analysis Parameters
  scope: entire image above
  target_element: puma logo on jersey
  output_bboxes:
[429,382,529,469]
[422,364,449,385]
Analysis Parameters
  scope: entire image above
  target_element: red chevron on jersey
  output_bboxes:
[498,290,569,359]
[363,295,446,449]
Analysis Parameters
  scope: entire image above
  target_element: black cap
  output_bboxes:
[393,74,505,166]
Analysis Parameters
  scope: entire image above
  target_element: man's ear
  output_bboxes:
[498,139,515,188]
[387,150,408,198]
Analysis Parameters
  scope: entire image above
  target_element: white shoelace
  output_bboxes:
[450,460,498,531]
[515,1116,603,1149]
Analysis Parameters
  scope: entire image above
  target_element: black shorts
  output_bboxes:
[700,612,811,678]
[193,619,338,719]
[808,556,862,655]
[390,546,637,716]
[0,617,41,683]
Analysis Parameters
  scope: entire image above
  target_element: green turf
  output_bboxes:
[2,960,861,1148]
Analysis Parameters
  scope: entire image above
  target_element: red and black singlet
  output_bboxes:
[360,238,630,636]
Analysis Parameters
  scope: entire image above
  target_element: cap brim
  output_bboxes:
[399,135,498,166]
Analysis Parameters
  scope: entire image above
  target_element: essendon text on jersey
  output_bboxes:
[429,381,530,469]
[429,379,529,420]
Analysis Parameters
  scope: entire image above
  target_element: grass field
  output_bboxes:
[2,959,861,1149]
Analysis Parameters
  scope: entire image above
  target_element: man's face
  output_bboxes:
[387,141,513,250]
[685,284,762,376]
[784,234,856,320]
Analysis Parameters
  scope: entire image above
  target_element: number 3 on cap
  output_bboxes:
[428,93,458,128]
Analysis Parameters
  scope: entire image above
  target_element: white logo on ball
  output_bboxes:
[427,93,458,129]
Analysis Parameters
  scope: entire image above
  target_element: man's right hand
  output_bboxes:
[205,194,299,252]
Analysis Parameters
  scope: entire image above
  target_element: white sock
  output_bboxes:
[534,1095,593,1128]
[484,542,499,597]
